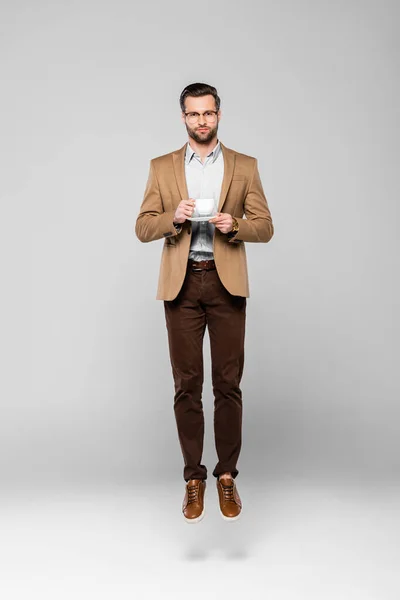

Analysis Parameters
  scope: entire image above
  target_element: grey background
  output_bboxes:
[1,0,399,486]
[1,1,400,598]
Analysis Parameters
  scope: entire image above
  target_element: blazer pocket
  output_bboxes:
[228,237,243,245]
[164,237,176,246]
[232,175,246,181]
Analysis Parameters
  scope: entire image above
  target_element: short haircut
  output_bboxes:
[179,82,221,113]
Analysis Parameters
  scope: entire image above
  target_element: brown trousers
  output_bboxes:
[163,259,246,482]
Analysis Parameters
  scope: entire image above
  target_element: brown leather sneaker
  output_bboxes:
[182,479,206,523]
[216,477,242,521]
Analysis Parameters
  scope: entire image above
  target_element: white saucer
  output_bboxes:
[188,215,215,222]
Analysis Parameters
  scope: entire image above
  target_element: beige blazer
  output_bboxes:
[135,141,274,300]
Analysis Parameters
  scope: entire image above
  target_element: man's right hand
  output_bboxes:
[173,199,196,224]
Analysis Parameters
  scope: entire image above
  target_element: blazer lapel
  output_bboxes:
[218,142,235,213]
[172,143,189,207]
[171,140,235,213]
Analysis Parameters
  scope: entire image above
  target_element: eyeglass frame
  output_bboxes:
[183,110,219,122]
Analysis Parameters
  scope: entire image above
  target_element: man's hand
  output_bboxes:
[209,212,233,234]
[173,199,196,224]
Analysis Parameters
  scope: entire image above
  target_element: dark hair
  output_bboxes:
[179,82,221,113]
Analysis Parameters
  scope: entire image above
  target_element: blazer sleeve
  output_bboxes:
[135,160,181,243]
[228,158,274,244]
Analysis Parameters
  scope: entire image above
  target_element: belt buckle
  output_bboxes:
[190,259,213,272]
[191,261,202,271]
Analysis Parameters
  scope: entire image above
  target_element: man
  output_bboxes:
[135,83,274,523]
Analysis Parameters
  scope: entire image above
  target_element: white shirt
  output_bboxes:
[184,139,224,261]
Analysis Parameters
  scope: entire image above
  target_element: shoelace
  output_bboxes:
[187,483,200,504]
[220,480,235,502]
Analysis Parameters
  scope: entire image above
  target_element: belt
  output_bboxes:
[188,259,216,271]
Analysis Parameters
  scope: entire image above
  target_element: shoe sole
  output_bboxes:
[219,509,241,522]
[183,486,207,524]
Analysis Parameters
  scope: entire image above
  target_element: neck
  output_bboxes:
[188,136,219,161]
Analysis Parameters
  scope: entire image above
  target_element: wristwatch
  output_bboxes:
[227,217,239,238]
[173,221,182,233]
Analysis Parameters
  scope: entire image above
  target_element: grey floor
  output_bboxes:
[1,476,399,600]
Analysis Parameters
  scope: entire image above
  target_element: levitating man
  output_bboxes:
[135,82,274,523]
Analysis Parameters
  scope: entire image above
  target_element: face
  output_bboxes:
[181,94,221,144]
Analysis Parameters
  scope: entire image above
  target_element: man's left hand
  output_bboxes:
[209,212,233,234]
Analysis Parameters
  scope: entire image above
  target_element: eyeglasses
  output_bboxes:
[184,111,218,124]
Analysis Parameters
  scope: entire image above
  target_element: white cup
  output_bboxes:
[195,198,214,216]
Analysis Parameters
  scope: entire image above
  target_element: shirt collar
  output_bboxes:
[185,139,221,165]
